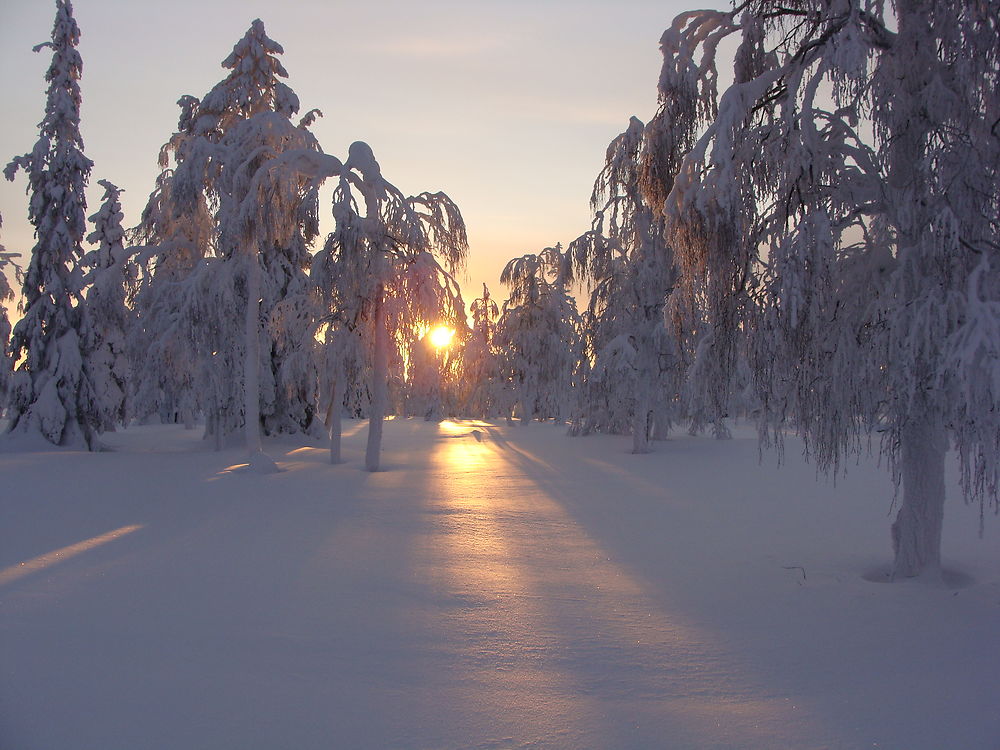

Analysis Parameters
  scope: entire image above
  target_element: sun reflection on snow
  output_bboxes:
[0,524,144,586]
[423,421,831,746]
[218,463,250,475]
[425,421,599,733]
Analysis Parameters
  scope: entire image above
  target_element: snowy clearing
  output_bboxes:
[1,419,998,749]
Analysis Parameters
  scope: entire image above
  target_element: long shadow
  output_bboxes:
[475,421,1000,750]
[469,422,842,748]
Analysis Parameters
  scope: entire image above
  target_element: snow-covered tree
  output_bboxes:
[213,109,323,469]
[313,142,467,470]
[0,216,20,412]
[458,284,501,418]
[81,180,131,431]
[496,245,580,425]
[661,1,1000,578]
[405,329,447,420]
[129,167,215,429]
[3,0,100,448]
[570,117,680,452]
[150,19,323,467]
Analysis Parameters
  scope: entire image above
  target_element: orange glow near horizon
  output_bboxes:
[428,325,455,349]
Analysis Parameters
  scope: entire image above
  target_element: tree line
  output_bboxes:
[1,0,997,580]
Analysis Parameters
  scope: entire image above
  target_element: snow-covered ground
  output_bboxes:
[1,419,997,749]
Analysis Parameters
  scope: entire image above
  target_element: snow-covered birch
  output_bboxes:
[661,0,1000,578]
[312,142,467,471]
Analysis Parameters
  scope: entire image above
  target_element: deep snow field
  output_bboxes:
[0,418,997,749]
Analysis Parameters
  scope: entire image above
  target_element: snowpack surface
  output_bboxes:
[1,419,997,749]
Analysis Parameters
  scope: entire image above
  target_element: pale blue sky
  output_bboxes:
[0,0,721,302]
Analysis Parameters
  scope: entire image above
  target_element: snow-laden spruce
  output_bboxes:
[133,19,324,470]
[80,180,132,432]
[657,0,1000,579]
[3,0,100,449]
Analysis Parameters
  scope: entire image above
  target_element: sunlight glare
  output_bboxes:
[428,325,455,349]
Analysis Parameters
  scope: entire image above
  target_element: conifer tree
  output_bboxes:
[4,0,99,448]
[185,19,322,441]
[81,180,132,431]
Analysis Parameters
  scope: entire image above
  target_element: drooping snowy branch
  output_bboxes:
[659,0,1000,577]
[311,140,468,469]
[570,115,681,449]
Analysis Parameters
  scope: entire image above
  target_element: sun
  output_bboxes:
[428,325,455,349]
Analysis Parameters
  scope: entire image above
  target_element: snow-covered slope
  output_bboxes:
[1,419,996,749]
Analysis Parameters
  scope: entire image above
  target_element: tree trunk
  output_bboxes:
[519,391,531,426]
[365,292,388,472]
[214,408,224,452]
[632,408,650,454]
[329,377,343,464]
[244,250,276,472]
[632,327,654,454]
[886,0,941,577]
[632,378,651,454]
[244,252,263,456]
[204,370,224,452]
[891,415,947,579]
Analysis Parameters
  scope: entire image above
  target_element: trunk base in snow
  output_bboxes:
[890,417,947,580]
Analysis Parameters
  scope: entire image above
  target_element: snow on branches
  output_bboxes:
[4,0,100,449]
[497,245,580,426]
[312,141,468,469]
[571,117,680,451]
[81,180,132,432]
[658,0,1000,577]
